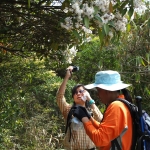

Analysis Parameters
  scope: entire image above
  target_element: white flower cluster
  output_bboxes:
[60,17,73,30]
[61,0,147,36]
[64,46,78,63]
[92,0,110,13]
[133,0,147,16]
[114,12,128,32]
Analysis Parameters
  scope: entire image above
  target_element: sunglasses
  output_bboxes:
[75,90,84,95]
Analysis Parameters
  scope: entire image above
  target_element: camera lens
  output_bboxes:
[72,66,79,72]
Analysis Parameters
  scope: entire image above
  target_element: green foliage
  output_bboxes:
[0,0,73,57]
[72,25,150,113]
[0,54,76,149]
[72,37,121,83]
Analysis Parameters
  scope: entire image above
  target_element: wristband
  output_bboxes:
[89,99,95,105]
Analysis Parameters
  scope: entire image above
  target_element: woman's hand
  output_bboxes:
[66,66,74,78]
[83,90,92,102]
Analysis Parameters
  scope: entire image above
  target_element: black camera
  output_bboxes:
[72,66,79,72]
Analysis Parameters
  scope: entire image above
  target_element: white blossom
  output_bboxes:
[63,7,69,13]
[75,23,80,28]
[64,46,78,63]
[77,15,82,22]
[114,20,126,32]
[61,0,148,36]
[133,0,147,15]
[108,31,113,39]
[82,3,94,18]
[101,13,115,24]
[82,26,92,34]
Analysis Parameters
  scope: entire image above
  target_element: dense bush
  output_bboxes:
[0,55,76,149]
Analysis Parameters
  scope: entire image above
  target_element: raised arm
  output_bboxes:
[56,66,74,119]
[57,67,72,94]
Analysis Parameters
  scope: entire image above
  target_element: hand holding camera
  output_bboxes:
[66,66,79,78]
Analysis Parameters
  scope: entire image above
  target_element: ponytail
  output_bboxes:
[121,88,133,103]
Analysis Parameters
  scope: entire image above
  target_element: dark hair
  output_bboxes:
[118,88,133,103]
[71,84,86,98]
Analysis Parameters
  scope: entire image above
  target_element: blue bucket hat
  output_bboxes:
[84,70,131,91]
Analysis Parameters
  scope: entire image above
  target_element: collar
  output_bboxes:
[118,94,125,99]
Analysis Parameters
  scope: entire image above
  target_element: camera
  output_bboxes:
[72,66,79,72]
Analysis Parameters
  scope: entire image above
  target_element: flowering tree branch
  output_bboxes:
[60,0,148,45]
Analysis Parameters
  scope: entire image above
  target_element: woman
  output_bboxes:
[56,66,103,150]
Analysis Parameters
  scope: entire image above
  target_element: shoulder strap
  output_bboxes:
[111,98,137,150]
[111,138,121,150]
[65,107,76,142]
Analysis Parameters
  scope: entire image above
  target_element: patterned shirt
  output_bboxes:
[56,92,103,150]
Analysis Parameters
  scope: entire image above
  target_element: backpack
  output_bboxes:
[111,96,150,150]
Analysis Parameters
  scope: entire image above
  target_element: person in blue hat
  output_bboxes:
[73,70,133,150]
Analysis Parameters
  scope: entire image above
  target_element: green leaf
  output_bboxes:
[108,21,115,28]
[128,7,134,18]
[121,8,127,16]
[144,87,150,95]
[73,30,80,39]
[28,0,30,9]
[94,15,102,22]
[94,6,99,14]
[135,73,140,83]
[98,28,105,43]
[129,0,133,7]
[141,58,146,66]
[62,0,70,10]
[120,1,128,10]
[84,16,89,28]
[126,23,131,32]
[103,24,109,35]
[147,18,150,28]
[136,56,139,66]
[113,3,118,9]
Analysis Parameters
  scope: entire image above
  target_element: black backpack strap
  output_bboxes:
[137,134,145,150]
[111,138,121,150]
[65,109,72,134]
[65,107,77,142]
[114,98,137,150]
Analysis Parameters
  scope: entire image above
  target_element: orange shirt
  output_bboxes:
[83,100,132,150]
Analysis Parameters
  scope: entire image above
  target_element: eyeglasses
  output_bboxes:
[75,90,84,95]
